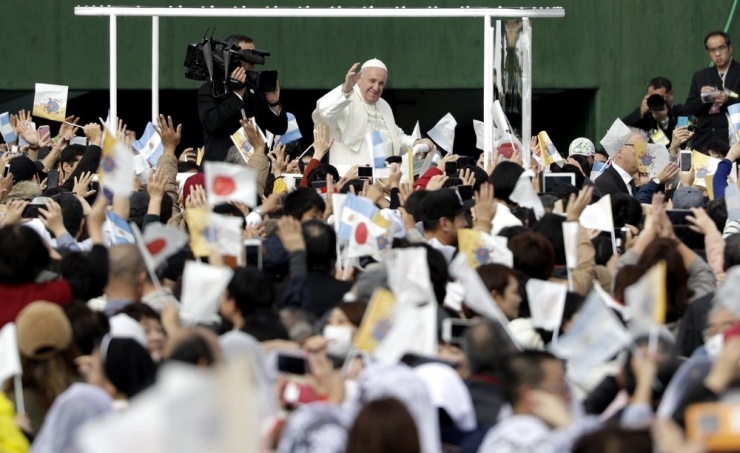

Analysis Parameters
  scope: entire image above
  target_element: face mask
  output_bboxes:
[706,333,724,357]
[323,325,353,358]
[592,161,606,174]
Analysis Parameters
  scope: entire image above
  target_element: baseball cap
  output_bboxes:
[16,301,73,360]
[8,157,40,184]
[672,186,704,209]
[568,138,596,157]
[421,188,475,221]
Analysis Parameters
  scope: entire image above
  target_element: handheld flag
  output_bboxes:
[526,279,567,332]
[277,112,302,145]
[411,121,421,142]
[0,112,17,144]
[562,222,579,270]
[230,127,254,163]
[625,260,667,328]
[729,104,740,140]
[32,83,68,122]
[132,122,164,167]
[536,131,564,167]
[365,130,386,169]
[427,113,457,153]
[179,261,234,326]
[579,194,614,232]
[692,151,722,187]
[184,207,211,258]
[353,288,397,353]
[105,211,135,245]
[644,144,670,177]
[347,217,390,259]
[0,323,22,385]
[510,173,545,219]
[337,194,389,240]
[457,229,514,268]
[473,120,486,151]
[204,161,258,207]
[207,213,245,261]
[100,132,134,197]
[600,118,632,158]
[550,288,632,380]
[142,223,188,268]
[632,141,649,173]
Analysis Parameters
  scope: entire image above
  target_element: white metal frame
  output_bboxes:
[74,6,564,168]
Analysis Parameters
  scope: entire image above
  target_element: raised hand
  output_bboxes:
[342,62,361,94]
[312,123,334,161]
[73,171,97,198]
[240,118,265,153]
[84,123,103,147]
[154,114,182,153]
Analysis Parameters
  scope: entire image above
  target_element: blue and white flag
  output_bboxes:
[337,193,384,240]
[729,104,740,138]
[105,211,135,245]
[365,130,386,169]
[277,112,302,145]
[132,122,164,167]
[0,112,17,144]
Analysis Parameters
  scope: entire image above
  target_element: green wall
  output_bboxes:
[1,0,737,138]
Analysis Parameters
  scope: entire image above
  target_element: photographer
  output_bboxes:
[197,34,287,163]
[622,76,685,145]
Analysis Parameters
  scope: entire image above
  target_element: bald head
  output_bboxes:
[108,244,146,286]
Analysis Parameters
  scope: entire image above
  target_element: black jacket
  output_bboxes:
[594,164,661,204]
[197,81,288,162]
[684,59,740,152]
[622,104,685,143]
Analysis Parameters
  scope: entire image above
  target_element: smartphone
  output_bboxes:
[444,161,458,176]
[277,352,308,375]
[3,164,8,177]
[358,166,373,179]
[38,125,51,143]
[680,150,692,172]
[21,197,53,219]
[442,318,477,346]
[70,137,88,146]
[616,227,629,255]
[458,185,473,201]
[457,156,474,168]
[677,116,689,128]
[311,180,327,190]
[46,169,59,189]
[666,209,693,225]
[244,238,263,270]
[542,173,576,193]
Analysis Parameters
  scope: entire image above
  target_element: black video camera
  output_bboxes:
[183,33,277,93]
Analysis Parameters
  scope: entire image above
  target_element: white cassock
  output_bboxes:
[312,84,415,174]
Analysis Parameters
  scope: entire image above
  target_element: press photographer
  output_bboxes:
[189,33,287,162]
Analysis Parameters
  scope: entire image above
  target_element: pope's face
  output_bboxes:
[358,67,387,104]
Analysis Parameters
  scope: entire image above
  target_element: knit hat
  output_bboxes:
[672,186,705,209]
[16,301,73,360]
[182,172,205,202]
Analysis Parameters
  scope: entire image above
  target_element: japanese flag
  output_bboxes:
[204,162,257,207]
[526,279,567,331]
[180,261,234,326]
[142,223,189,268]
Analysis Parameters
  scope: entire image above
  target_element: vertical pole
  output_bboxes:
[522,17,533,167]
[152,16,160,124]
[483,15,493,172]
[109,15,118,132]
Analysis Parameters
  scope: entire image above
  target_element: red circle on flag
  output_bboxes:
[355,222,368,244]
[213,176,236,196]
[146,239,166,255]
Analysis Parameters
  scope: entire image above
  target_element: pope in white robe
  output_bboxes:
[312,59,435,174]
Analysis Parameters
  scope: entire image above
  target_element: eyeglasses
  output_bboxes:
[707,44,729,54]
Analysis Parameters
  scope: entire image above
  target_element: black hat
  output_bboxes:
[421,188,475,221]
[8,157,39,184]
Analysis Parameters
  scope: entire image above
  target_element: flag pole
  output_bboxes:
[13,374,25,415]
[610,228,618,255]
[648,324,659,355]
[566,267,574,292]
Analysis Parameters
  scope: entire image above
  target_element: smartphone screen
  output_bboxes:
[3,164,8,177]
[38,125,51,143]
[677,116,689,128]
[458,185,473,200]
[21,204,43,219]
[680,151,692,172]
[542,173,576,193]
[277,353,308,375]
[46,169,59,189]
[358,166,373,179]
[444,161,457,176]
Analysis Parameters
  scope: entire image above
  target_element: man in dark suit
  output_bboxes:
[197,34,288,163]
[684,31,740,152]
[594,131,678,203]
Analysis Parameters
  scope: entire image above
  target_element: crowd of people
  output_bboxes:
[2,29,740,453]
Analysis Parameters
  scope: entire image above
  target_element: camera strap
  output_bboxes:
[202,41,215,82]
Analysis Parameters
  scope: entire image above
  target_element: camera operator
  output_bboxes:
[197,34,287,163]
[622,76,685,145]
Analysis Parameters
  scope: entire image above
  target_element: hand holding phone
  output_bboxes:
[680,150,692,172]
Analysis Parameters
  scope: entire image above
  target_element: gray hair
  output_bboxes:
[225,146,248,166]
[710,265,740,317]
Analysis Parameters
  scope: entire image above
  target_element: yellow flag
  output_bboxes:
[537,131,563,167]
[353,288,396,353]
[691,150,722,187]
[705,174,715,200]
[407,146,414,182]
[184,207,211,257]
[633,141,648,173]
[458,229,486,268]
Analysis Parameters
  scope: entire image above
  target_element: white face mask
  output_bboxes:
[323,325,353,358]
[706,333,724,358]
